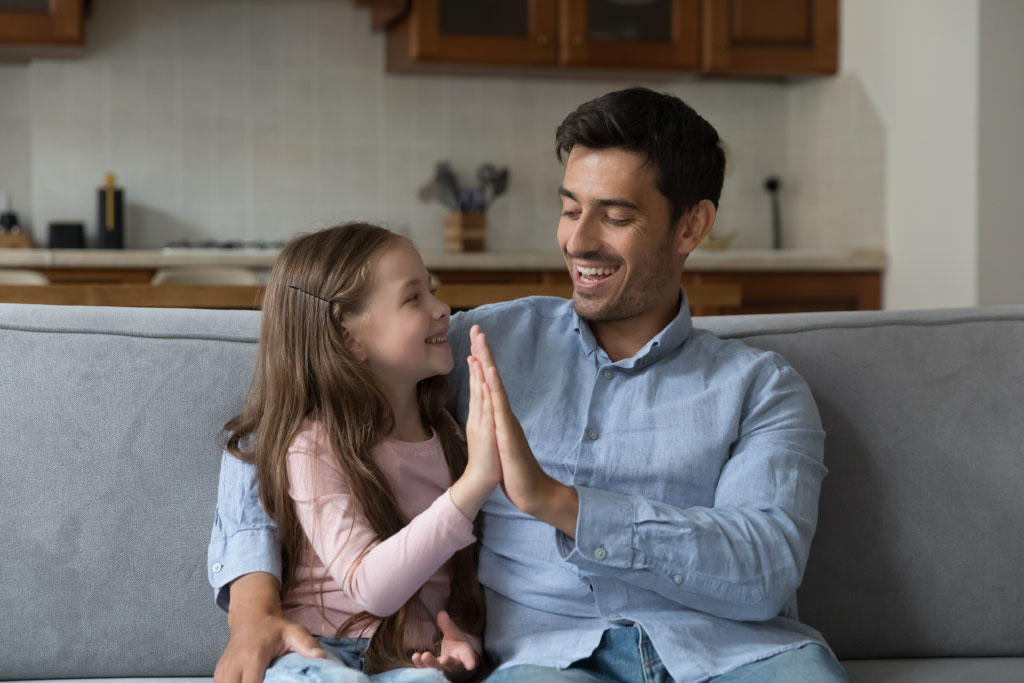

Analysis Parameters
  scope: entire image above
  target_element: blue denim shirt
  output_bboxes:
[209,292,829,683]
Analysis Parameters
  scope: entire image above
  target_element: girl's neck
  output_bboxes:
[383,384,432,443]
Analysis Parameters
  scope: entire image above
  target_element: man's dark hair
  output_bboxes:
[555,87,725,224]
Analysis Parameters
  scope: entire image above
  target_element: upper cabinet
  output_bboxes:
[0,0,86,59]
[377,0,837,76]
[560,0,700,70]
[703,0,838,75]
[388,0,559,68]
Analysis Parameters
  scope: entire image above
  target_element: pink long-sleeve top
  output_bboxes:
[281,419,477,650]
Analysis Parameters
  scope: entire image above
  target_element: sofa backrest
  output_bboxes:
[1,303,1021,678]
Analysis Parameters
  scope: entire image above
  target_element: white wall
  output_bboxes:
[0,66,31,223]
[840,0,980,309]
[977,0,1024,305]
[14,0,805,252]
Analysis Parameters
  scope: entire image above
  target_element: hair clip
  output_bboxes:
[288,284,332,304]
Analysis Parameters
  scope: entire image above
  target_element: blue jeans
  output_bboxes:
[484,625,851,682]
[264,637,449,683]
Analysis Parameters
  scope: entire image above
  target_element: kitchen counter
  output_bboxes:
[0,247,886,272]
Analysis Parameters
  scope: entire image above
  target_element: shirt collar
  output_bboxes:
[573,288,693,367]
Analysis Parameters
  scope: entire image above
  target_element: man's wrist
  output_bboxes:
[534,480,579,539]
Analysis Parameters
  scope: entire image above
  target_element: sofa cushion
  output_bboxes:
[2,303,1022,678]
[842,657,1024,682]
[0,305,260,679]
[702,306,1024,660]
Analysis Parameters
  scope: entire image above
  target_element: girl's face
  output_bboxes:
[343,240,453,389]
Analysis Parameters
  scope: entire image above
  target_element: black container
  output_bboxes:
[97,173,124,249]
[49,222,85,248]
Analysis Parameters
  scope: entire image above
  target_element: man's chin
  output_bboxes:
[572,294,621,323]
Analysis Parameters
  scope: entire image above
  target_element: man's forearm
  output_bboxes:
[226,572,283,628]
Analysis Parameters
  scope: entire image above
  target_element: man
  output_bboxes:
[209,87,850,682]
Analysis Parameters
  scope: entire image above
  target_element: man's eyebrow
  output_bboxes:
[558,186,639,211]
[597,198,639,211]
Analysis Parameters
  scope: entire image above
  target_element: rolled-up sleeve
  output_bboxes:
[207,450,282,611]
[557,363,827,622]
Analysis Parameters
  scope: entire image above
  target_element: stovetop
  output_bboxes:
[162,240,287,250]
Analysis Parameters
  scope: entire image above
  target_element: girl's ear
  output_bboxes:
[339,322,368,363]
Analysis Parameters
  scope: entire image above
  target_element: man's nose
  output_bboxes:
[566,212,602,256]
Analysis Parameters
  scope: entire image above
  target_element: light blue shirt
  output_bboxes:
[209,292,829,683]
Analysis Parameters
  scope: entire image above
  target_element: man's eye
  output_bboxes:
[561,210,580,219]
[606,217,631,226]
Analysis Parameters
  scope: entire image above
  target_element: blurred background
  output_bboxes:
[0,0,1021,311]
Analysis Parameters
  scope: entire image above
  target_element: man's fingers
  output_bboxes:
[485,365,511,414]
[283,625,325,659]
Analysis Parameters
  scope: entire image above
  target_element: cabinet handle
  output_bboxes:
[537,33,551,45]
[572,34,584,47]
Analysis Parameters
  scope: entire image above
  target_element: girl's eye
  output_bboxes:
[406,293,419,303]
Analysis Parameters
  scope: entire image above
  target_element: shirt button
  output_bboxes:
[587,429,599,441]
[608,613,621,621]
[594,546,607,560]
[212,562,223,573]
[602,369,613,380]
[672,573,684,585]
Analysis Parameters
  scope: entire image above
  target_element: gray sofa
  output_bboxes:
[1,302,1021,682]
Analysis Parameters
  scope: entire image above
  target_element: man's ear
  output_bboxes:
[674,199,717,256]
[339,322,368,363]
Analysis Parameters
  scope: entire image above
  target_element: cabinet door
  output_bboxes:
[399,0,558,67]
[0,0,84,45]
[702,0,837,75]
[559,0,700,69]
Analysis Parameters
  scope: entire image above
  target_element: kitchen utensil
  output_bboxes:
[764,176,782,249]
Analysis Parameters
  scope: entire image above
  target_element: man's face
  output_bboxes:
[557,146,682,323]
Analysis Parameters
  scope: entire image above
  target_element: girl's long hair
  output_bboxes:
[224,222,484,673]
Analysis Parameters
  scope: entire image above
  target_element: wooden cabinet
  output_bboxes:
[388,0,559,69]
[0,0,86,58]
[702,0,838,75]
[379,0,836,75]
[560,0,700,70]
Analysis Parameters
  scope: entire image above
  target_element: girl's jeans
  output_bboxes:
[263,637,448,683]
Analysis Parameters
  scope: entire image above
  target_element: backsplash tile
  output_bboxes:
[6,0,883,252]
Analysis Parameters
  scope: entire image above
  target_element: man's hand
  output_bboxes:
[214,573,325,683]
[469,325,579,538]
[411,610,480,682]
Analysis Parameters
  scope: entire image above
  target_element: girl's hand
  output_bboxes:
[449,347,502,519]
[470,326,579,537]
[411,610,481,682]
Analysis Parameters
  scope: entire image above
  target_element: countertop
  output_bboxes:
[0,247,886,272]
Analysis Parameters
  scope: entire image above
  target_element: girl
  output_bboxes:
[223,223,501,682]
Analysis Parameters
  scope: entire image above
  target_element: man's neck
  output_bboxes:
[589,289,682,363]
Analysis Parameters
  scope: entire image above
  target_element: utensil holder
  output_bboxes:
[0,231,33,248]
[443,211,485,252]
